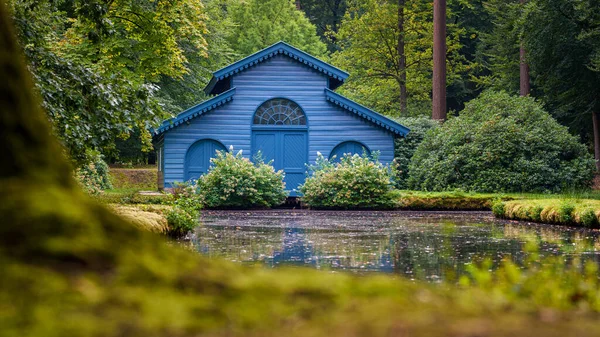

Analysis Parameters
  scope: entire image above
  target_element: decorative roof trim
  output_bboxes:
[324,89,410,136]
[204,41,349,95]
[152,88,236,136]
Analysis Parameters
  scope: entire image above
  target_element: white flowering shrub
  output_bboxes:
[299,152,397,209]
[196,149,286,208]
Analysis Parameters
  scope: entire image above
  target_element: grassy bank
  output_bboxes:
[396,190,600,211]
[493,199,600,228]
[109,204,172,234]
[109,167,157,190]
[396,190,509,210]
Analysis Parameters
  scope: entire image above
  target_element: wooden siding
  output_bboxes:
[162,55,395,187]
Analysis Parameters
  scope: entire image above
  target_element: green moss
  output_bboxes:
[6,1,600,335]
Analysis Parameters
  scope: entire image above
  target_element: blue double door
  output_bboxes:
[252,130,308,196]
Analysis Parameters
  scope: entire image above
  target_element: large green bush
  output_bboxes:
[394,116,440,188]
[408,91,595,193]
[196,149,287,208]
[300,152,397,209]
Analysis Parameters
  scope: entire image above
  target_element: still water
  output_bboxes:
[190,210,600,281]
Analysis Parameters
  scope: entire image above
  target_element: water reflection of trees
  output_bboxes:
[193,217,600,282]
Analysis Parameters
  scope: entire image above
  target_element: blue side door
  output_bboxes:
[252,130,307,196]
[329,141,371,162]
[185,139,226,181]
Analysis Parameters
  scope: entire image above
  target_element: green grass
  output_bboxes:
[109,167,157,191]
[396,190,600,211]
[494,198,600,228]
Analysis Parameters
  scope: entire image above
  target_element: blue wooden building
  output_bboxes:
[153,41,409,195]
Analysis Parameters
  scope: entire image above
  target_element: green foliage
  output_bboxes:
[74,152,113,195]
[167,196,201,235]
[225,0,327,58]
[331,0,469,116]
[521,0,600,147]
[156,0,239,114]
[297,0,348,52]
[581,209,599,228]
[491,200,506,217]
[462,251,600,312]
[558,202,576,224]
[408,91,596,193]
[8,0,208,163]
[393,117,440,188]
[476,0,522,93]
[300,152,396,209]
[196,150,287,209]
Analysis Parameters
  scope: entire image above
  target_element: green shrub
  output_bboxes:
[166,206,199,235]
[491,200,506,217]
[74,151,113,195]
[558,202,576,224]
[166,189,202,235]
[528,205,544,222]
[300,152,396,209]
[393,117,440,189]
[196,149,286,209]
[408,91,595,193]
[580,209,598,228]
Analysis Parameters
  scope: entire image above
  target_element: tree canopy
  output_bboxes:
[6,0,600,173]
[330,0,469,117]
[8,0,208,164]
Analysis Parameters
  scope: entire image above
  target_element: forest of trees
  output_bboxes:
[7,0,600,171]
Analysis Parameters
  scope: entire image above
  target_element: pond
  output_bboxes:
[190,210,600,282]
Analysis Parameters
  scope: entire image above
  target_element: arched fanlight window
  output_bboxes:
[253,99,306,125]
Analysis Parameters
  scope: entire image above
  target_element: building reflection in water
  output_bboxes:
[192,213,600,281]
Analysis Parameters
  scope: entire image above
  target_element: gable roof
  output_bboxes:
[204,41,349,95]
[152,88,236,136]
[324,89,410,136]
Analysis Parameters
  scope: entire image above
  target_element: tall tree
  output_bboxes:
[519,0,530,96]
[477,0,522,93]
[432,0,447,120]
[522,0,600,171]
[332,0,467,117]
[397,0,408,114]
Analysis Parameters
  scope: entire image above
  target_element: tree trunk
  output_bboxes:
[432,0,447,121]
[398,0,407,115]
[593,111,600,171]
[519,0,530,96]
